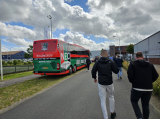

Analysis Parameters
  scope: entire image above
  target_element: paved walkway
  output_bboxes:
[0,68,160,119]
[0,74,41,88]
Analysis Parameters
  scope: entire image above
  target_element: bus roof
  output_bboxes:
[34,39,89,51]
[34,39,57,42]
[58,40,88,51]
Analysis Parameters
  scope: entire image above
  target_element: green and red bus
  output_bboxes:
[33,39,90,75]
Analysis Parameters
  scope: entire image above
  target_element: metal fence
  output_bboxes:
[0,65,33,75]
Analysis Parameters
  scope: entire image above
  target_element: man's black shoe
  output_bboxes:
[111,112,116,119]
[120,76,122,79]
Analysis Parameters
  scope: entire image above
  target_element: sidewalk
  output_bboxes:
[0,75,41,88]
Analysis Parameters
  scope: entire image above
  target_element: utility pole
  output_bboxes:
[113,36,121,57]
[145,50,147,61]
[48,26,50,39]
[47,15,52,39]
[118,36,121,56]
[0,30,3,81]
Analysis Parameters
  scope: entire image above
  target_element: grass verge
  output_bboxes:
[90,62,95,66]
[0,71,33,81]
[0,68,85,110]
[123,61,129,70]
[153,78,160,97]
[123,61,160,97]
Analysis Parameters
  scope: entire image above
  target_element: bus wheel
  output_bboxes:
[69,66,72,75]
[73,65,76,73]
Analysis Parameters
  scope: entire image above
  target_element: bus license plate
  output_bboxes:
[42,67,48,69]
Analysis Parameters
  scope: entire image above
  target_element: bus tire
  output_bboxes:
[73,65,76,73]
[69,66,72,75]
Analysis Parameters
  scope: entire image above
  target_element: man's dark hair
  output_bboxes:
[136,52,143,58]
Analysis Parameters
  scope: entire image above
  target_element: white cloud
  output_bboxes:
[65,0,74,3]
[1,44,28,52]
[11,47,28,52]
[1,45,9,52]
[3,37,33,47]
[0,22,36,40]
[58,31,128,51]
[0,0,160,51]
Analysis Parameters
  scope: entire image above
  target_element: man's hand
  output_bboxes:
[94,79,97,83]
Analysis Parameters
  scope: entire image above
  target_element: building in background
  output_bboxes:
[109,45,128,57]
[134,31,160,64]
[2,51,26,61]
[90,50,110,59]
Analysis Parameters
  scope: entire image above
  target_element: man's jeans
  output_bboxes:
[131,89,152,119]
[117,67,122,77]
[98,84,115,119]
[87,64,90,70]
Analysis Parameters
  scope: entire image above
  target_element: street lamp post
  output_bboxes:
[10,47,13,61]
[0,30,3,81]
[47,15,52,39]
[113,36,121,57]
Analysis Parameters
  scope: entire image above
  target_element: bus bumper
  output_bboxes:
[34,70,69,75]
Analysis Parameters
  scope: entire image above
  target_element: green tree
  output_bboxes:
[101,48,104,54]
[24,45,33,58]
[126,44,134,54]
[13,60,18,65]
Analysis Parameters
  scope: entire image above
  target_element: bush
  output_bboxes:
[2,61,6,65]
[7,61,12,65]
[123,61,129,70]
[153,79,160,97]
[27,61,33,65]
[24,62,28,65]
[13,60,18,65]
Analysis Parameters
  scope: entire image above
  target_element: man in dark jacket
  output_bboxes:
[114,55,123,79]
[94,56,99,62]
[113,56,116,62]
[86,57,91,71]
[127,52,159,119]
[92,50,119,119]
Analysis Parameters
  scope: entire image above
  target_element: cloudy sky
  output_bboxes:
[0,0,160,52]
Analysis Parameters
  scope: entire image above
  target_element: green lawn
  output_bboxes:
[90,62,94,66]
[0,67,86,110]
[0,71,33,81]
